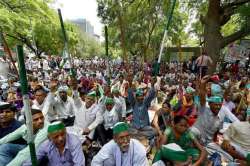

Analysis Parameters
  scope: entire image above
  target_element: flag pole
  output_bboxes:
[156,0,177,74]
[105,25,111,85]
[57,9,75,77]
[16,45,37,166]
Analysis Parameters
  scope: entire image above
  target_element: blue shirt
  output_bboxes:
[128,87,156,129]
[0,119,22,139]
[23,133,85,166]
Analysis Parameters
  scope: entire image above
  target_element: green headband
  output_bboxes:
[112,88,119,93]
[113,122,129,135]
[48,121,65,134]
[135,88,144,97]
[186,87,195,94]
[207,96,223,103]
[87,91,96,98]
[247,107,250,117]
[105,97,114,105]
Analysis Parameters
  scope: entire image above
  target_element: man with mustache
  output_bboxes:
[91,122,148,166]
[23,121,85,166]
[0,108,47,166]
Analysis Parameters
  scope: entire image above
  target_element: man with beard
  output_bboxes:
[23,121,85,166]
[191,76,238,145]
[127,74,158,140]
[70,77,103,141]
[0,108,48,166]
[91,122,148,166]
[54,85,75,120]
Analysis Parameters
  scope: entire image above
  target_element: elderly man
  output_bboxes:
[0,102,22,139]
[0,108,48,166]
[23,121,85,166]
[91,122,148,166]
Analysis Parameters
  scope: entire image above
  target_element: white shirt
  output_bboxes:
[54,95,75,118]
[73,91,103,131]
[114,96,127,118]
[32,92,57,122]
[195,55,213,67]
[223,101,236,112]
[91,139,148,166]
[102,107,119,130]
[218,105,239,123]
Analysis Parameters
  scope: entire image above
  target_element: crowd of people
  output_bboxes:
[0,52,249,166]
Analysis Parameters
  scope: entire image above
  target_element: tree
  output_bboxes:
[97,0,188,61]
[0,0,103,59]
[186,0,250,71]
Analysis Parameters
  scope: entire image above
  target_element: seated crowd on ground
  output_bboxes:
[0,56,250,166]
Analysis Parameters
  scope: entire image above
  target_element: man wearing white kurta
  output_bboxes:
[91,122,148,166]
[72,90,103,140]
[53,86,75,119]
[112,88,126,120]
[32,87,56,122]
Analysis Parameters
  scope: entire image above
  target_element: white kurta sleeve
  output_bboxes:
[130,139,148,166]
[88,109,103,131]
[91,141,114,166]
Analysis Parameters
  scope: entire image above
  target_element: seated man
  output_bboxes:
[0,108,48,166]
[23,121,85,166]
[32,85,56,122]
[191,76,238,146]
[71,89,103,141]
[0,102,22,139]
[221,108,250,165]
[127,74,158,140]
[91,122,148,166]
[95,97,119,145]
[52,84,75,122]
[112,88,126,121]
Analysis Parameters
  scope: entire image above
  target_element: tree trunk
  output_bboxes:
[117,2,127,62]
[203,0,223,74]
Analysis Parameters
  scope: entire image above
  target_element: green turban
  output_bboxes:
[207,96,223,103]
[48,121,65,134]
[186,87,195,94]
[247,107,250,117]
[87,91,97,98]
[112,88,119,93]
[105,97,114,105]
[113,122,129,135]
[135,88,144,97]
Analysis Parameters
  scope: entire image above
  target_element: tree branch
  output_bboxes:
[221,26,250,48]
[0,0,27,12]
[220,0,250,26]
[223,0,250,8]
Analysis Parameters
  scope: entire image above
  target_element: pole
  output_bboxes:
[0,33,19,76]
[105,25,111,85]
[16,45,37,166]
[157,0,177,64]
[57,9,75,77]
